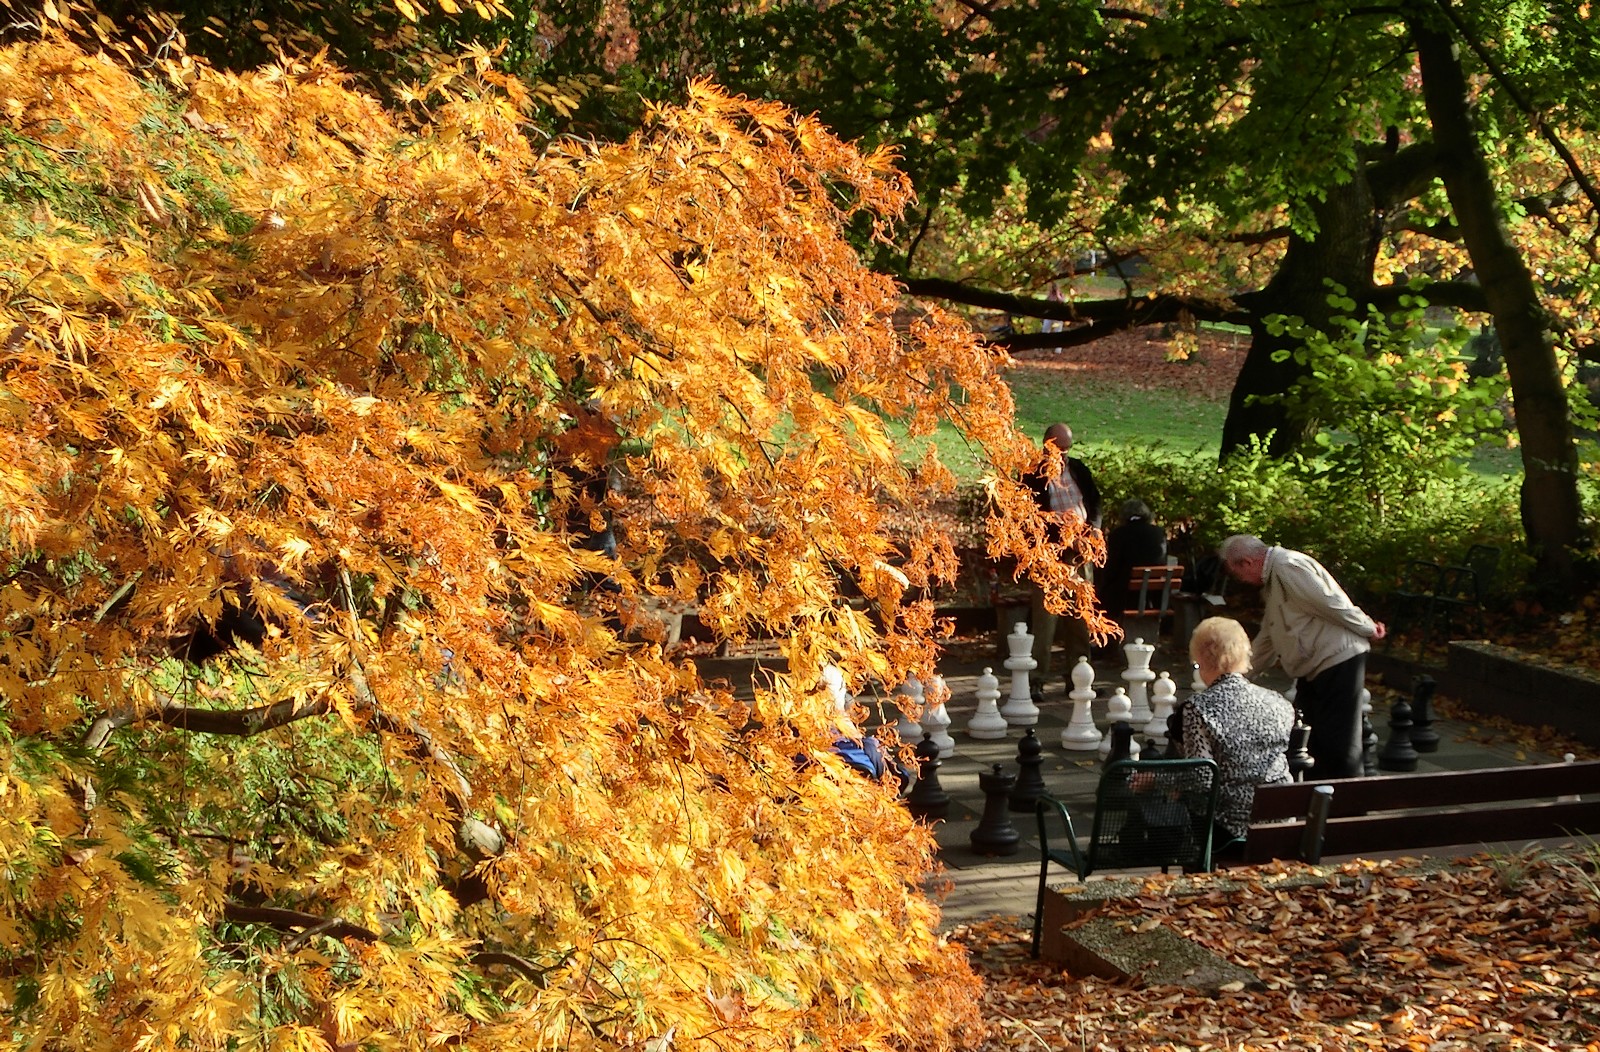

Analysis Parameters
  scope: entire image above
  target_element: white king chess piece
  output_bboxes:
[920,675,955,758]
[1121,637,1156,724]
[1099,687,1134,761]
[1145,671,1178,745]
[966,667,1009,740]
[1061,655,1103,752]
[893,676,925,744]
[998,621,1040,727]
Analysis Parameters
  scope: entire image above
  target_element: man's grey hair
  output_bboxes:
[1220,534,1268,562]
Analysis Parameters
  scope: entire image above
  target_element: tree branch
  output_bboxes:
[901,276,1255,349]
[223,903,380,943]
[1369,280,1489,312]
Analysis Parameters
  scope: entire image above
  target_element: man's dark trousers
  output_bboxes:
[1295,653,1367,779]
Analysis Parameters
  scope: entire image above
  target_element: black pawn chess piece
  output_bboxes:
[1103,721,1135,766]
[1009,727,1048,813]
[970,763,1021,856]
[1378,695,1420,772]
[906,734,951,822]
[1409,675,1440,753]
[1286,719,1315,782]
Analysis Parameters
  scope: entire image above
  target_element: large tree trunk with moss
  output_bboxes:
[1413,16,1586,589]
[1221,168,1382,456]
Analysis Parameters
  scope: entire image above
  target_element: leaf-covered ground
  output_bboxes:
[953,854,1600,1050]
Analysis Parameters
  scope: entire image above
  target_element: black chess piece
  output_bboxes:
[1409,675,1439,753]
[970,763,1021,856]
[906,734,951,822]
[1103,721,1135,766]
[1009,727,1047,813]
[1362,707,1379,776]
[1286,719,1315,782]
[1378,694,1420,772]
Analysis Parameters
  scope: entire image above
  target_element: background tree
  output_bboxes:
[0,27,1103,1049]
[512,0,1599,586]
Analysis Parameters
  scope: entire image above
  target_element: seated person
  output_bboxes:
[1099,498,1169,619]
[1175,617,1295,849]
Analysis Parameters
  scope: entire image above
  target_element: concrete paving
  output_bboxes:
[695,628,1562,933]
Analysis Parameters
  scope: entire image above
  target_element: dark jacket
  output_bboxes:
[1025,455,1102,536]
[1100,517,1168,614]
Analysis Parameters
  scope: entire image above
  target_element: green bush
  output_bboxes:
[1088,442,1525,597]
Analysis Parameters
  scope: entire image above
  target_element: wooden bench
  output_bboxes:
[1240,759,1600,864]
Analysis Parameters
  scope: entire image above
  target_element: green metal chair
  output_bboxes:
[1389,544,1500,657]
[1032,758,1221,957]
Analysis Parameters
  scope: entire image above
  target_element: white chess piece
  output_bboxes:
[1122,637,1156,724]
[1099,687,1134,760]
[1190,662,1206,693]
[920,674,955,758]
[999,621,1040,727]
[1145,671,1178,744]
[821,665,850,713]
[1061,655,1103,752]
[1559,753,1581,803]
[893,676,925,744]
[966,667,1009,740]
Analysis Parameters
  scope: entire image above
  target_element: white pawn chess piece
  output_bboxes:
[920,675,955,758]
[1061,655,1103,752]
[1145,671,1178,744]
[1122,637,1156,724]
[1559,754,1581,803]
[1099,687,1134,760]
[893,676,925,744]
[999,621,1040,727]
[1129,736,1142,761]
[966,667,1009,740]
[1191,662,1206,693]
[821,665,851,713]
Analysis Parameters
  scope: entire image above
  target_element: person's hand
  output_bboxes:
[1371,621,1388,642]
[1130,772,1155,792]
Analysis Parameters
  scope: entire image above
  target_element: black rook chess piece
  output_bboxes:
[1286,718,1315,782]
[906,734,951,822]
[970,764,1021,856]
[1009,728,1048,813]
[1378,694,1420,772]
[1409,675,1440,753]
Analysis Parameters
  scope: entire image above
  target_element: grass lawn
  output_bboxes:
[900,328,1529,485]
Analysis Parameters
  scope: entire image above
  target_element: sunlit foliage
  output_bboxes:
[0,29,1094,1051]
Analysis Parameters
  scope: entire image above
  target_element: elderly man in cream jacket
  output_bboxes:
[1220,534,1387,779]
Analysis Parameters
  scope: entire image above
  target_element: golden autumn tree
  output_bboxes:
[0,29,1100,1052]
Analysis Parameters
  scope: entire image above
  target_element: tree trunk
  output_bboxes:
[1221,168,1382,456]
[1413,14,1586,588]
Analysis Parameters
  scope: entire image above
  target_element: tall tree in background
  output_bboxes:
[0,23,1106,1047]
[518,0,1598,585]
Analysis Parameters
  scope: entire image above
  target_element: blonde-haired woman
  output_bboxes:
[1177,617,1295,848]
